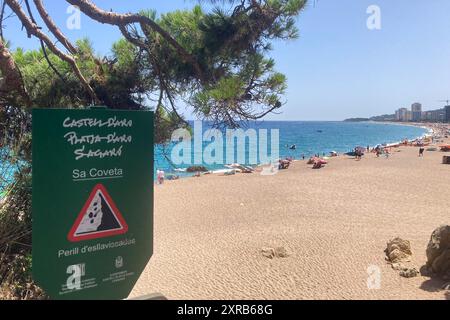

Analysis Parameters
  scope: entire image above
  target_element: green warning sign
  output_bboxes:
[32,108,154,300]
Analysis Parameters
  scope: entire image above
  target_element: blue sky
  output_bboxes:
[5,0,450,120]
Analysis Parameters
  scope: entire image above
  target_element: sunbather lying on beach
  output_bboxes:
[312,161,323,169]
[278,159,291,170]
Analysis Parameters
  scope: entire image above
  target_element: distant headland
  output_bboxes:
[344,118,370,122]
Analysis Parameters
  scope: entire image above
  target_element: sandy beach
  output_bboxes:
[130,127,449,300]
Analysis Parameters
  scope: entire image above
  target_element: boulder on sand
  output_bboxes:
[426,225,450,278]
[385,238,419,278]
[385,237,412,264]
[186,166,208,173]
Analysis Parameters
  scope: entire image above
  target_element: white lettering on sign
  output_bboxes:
[72,168,124,180]
[63,117,133,128]
[74,145,123,161]
[64,132,132,145]
[62,115,134,163]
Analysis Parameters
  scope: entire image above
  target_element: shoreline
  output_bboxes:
[156,121,433,180]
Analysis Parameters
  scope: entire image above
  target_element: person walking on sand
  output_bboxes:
[419,147,425,157]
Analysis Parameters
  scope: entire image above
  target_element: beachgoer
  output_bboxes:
[419,147,425,157]
[157,170,165,184]
[355,148,361,160]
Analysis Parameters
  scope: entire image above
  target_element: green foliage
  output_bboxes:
[137,0,306,126]
[0,161,44,300]
[112,39,138,69]
[0,252,46,300]
[154,107,190,144]
[11,38,148,110]
[14,43,91,108]
[0,163,32,255]
[0,106,38,300]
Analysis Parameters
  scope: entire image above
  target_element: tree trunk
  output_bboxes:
[0,41,31,107]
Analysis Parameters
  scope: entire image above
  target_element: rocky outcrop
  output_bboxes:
[385,238,419,278]
[426,225,450,278]
[385,237,412,264]
[186,166,208,173]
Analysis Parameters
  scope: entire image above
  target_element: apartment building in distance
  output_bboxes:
[445,105,450,122]
[424,109,445,122]
[411,103,422,121]
[381,102,448,123]
[394,102,446,122]
[395,108,411,122]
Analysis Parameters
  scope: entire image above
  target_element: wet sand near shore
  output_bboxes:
[130,134,449,300]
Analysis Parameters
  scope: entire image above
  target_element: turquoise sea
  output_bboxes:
[155,121,428,177]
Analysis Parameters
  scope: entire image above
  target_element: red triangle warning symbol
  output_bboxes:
[68,184,128,242]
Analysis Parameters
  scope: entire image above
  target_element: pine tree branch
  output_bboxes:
[33,0,77,54]
[66,0,205,83]
[5,0,99,104]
